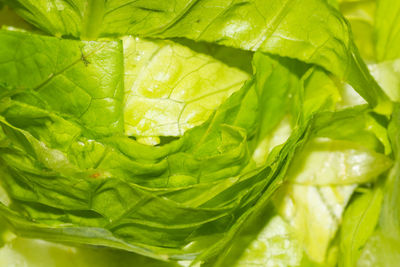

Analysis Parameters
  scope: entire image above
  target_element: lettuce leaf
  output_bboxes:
[0,39,313,262]
[0,1,399,266]
[123,37,249,143]
[355,105,400,267]
[0,29,124,136]
[5,0,391,113]
[375,0,400,61]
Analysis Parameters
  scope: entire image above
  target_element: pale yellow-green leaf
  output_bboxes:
[275,184,355,263]
[123,37,249,141]
[287,138,391,185]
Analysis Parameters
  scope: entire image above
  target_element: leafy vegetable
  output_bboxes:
[123,36,249,144]
[339,183,384,267]
[5,0,392,113]
[375,0,400,61]
[0,0,399,266]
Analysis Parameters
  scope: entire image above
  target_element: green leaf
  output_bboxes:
[123,37,249,142]
[0,2,397,265]
[0,29,124,136]
[275,183,356,264]
[356,230,400,267]
[375,0,400,61]
[0,4,32,30]
[369,59,400,101]
[7,0,391,113]
[380,104,400,242]
[0,51,296,262]
[338,0,375,61]
[345,105,400,267]
[231,214,304,267]
[287,137,391,185]
[338,185,384,267]
[172,38,254,74]
[0,221,176,267]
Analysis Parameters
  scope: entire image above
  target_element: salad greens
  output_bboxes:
[0,0,398,266]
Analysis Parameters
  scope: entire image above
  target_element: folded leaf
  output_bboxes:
[123,37,249,142]
[0,51,305,261]
[6,0,391,113]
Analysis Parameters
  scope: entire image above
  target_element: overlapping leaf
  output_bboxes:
[0,1,398,266]
[0,30,309,261]
[6,0,391,113]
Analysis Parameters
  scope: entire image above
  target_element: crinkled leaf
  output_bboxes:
[0,29,124,136]
[123,37,249,141]
[5,0,391,113]
[0,50,302,262]
[357,104,400,267]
